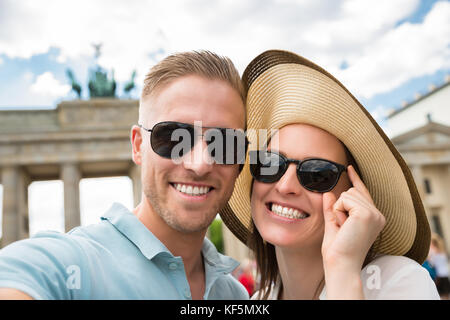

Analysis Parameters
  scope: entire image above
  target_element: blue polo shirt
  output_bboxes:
[0,203,248,300]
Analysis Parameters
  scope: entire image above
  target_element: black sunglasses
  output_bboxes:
[139,121,248,165]
[249,150,347,193]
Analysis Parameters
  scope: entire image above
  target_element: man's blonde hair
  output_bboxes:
[140,50,246,124]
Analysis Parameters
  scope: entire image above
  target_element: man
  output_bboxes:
[0,51,249,299]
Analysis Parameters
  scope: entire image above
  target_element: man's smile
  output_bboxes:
[170,182,215,201]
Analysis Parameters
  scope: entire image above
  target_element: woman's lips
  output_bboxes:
[266,202,310,220]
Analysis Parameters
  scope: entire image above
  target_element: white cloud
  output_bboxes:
[336,0,450,99]
[0,0,172,84]
[23,71,34,82]
[30,71,71,97]
[0,0,448,99]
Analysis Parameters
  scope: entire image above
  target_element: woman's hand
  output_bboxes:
[322,165,385,269]
[321,165,386,299]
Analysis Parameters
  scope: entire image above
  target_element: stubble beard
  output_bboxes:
[144,182,229,234]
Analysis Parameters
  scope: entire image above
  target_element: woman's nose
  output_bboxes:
[274,164,303,195]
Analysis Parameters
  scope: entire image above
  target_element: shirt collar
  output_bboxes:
[101,202,171,260]
[101,203,239,274]
[202,237,240,274]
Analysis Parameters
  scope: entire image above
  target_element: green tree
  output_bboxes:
[209,219,224,254]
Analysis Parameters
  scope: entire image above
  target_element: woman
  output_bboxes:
[220,50,440,299]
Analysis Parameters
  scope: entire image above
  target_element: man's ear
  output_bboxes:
[131,125,143,165]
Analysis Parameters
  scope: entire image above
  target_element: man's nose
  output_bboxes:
[182,137,213,176]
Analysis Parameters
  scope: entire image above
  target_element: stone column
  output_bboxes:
[1,166,30,248]
[410,164,432,226]
[61,163,81,232]
[129,164,141,207]
[1,166,19,248]
[444,164,450,253]
[410,164,431,216]
[410,164,425,200]
[17,168,30,240]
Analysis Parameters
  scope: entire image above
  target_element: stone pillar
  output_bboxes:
[410,163,440,253]
[17,168,30,240]
[129,164,141,207]
[61,163,81,232]
[1,166,19,248]
[1,166,30,247]
[444,164,450,253]
[410,164,425,200]
[410,164,432,224]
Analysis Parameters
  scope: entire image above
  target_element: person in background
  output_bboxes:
[237,259,256,296]
[423,258,437,282]
[429,233,450,299]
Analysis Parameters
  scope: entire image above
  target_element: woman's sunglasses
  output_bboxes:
[139,121,248,165]
[249,150,347,193]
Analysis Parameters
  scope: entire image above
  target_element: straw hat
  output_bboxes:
[219,49,430,264]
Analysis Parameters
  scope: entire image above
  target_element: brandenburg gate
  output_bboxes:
[0,99,141,248]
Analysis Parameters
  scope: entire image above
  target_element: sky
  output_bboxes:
[0,0,449,238]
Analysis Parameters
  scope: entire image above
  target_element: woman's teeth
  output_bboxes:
[271,203,308,219]
[174,183,210,196]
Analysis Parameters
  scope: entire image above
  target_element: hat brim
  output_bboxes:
[220,50,430,264]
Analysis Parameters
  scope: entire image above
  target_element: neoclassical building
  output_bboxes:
[387,77,450,253]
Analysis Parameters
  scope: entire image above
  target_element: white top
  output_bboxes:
[428,253,450,277]
[252,255,440,300]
